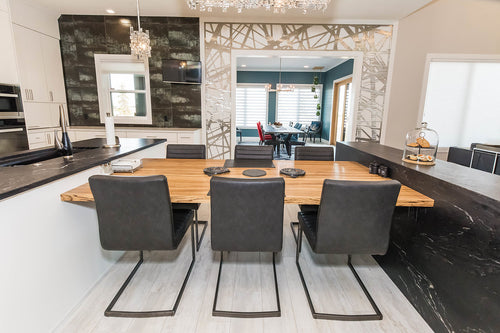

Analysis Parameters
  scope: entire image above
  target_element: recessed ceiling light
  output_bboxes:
[241,64,247,67]
[106,9,115,14]
[303,65,309,68]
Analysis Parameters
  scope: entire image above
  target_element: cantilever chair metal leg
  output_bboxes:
[104,224,196,318]
[212,252,281,318]
[295,224,383,321]
[194,210,208,251]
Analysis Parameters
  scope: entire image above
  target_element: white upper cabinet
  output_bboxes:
[0,11,19,84]
[41,34,66,103]
[13,25,47,101]
[13,24,66,103]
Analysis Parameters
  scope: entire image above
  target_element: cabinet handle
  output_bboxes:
[46,133,50,142]
[30,89,33,100]
[49,91,53,101]
[146,136,157,138]
[25,89,29,100]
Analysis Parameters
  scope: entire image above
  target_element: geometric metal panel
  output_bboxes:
[204,23,393,158]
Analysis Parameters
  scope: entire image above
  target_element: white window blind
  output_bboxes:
[276,84,322,124]
[236,84,268,128]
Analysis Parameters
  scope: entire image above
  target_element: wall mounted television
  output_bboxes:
[162,59,202,84]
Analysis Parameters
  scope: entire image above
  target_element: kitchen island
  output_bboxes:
[0,138,166,333]
[336,142,500,333]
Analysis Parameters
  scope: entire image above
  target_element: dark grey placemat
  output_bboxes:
[242,169,267,177]
[224,159,275,168]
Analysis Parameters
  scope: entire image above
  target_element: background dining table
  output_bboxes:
[263,125,305,157]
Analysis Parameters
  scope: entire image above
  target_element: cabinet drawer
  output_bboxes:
[28,132,47,144]
[126,131,177,143]
[177,132,194,144]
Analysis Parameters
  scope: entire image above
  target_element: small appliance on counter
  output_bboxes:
[111,159,143,173]
[402,122,439,166]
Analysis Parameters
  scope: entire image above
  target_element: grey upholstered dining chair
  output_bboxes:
[89,175,195,318]
[295,146,334,161]
[167,144,207,251]
[234,145,274,160]
[295,179,401,321]
[167,144,206,159]
[290,146,335,240]
[210,176,285,318]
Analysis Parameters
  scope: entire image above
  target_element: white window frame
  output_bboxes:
[275,83,322,125]
[235,83,269,129]
[94,54,152,125]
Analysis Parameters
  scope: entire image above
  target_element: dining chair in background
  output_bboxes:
[166,144,207,251]
[295,179,401,321]
[290,146,335,240]
[210,177,285,318]
[234,144,274,160]
[89,175,196,318]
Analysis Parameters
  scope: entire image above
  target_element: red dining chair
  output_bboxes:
[257,121,273,145]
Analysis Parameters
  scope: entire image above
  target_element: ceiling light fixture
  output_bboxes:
[241,64,247,67]
[267,58,294,93]
[106,9,115,14]
[130,0,151,60]
[304,65,309,68]
[187,0,331,14]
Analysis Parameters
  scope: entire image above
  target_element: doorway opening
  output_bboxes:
[330,76,352,145]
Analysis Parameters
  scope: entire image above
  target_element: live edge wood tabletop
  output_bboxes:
[60,159,434,207]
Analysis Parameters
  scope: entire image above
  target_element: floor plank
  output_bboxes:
[56,203,433,333]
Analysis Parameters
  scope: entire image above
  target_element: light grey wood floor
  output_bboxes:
[56,204,432,333]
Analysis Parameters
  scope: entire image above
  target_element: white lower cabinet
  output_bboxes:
[24,103,60,130]
[27,128,56,149]
[70,128,201,145]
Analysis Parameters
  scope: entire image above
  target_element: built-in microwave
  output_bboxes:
[0,84,24,119]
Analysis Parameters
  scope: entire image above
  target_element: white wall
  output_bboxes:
[383,0,500,148]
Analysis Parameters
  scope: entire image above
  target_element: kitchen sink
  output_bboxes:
[0,146,98,167]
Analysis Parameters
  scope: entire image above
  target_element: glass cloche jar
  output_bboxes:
[402,122,439,165]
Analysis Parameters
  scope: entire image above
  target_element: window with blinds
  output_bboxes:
[276,84,322,124]
[236,84,268,128]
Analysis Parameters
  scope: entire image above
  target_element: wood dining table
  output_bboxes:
[60,159,434,207]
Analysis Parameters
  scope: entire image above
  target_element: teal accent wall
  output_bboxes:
[237,71,321,137]
[321,60,354,141]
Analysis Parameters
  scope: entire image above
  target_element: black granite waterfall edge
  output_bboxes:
[336,142,500,333]
[0,138,166,200]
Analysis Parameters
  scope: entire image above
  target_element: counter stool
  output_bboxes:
[89,175,196,318]
[210,177,285,318]
[295,179,401,320]
[167,144,207,251]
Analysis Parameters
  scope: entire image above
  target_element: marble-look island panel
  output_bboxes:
[0,138,166,200]
[336,142,500,333]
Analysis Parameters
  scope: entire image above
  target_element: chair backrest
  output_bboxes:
[256,122,265,141]
[295,146,334,161]
[309,121,322,132]
[315,179,401,255]
[294,122,302,130]
[89,175,176,251]
[210,177,285,252]
[167,144,206,159]
[234,145,274,160]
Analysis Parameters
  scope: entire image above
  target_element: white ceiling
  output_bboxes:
[237,56,349,72]
[24,0,433,23]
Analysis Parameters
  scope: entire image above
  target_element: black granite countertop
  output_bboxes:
[0,138,166,200]
[339,142,500,202]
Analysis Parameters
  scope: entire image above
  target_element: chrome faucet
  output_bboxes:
[54,104,73,159]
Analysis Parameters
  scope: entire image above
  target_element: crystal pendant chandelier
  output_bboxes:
[130,0,151,60]
[187,0,331,14]
[267,58,295,92]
